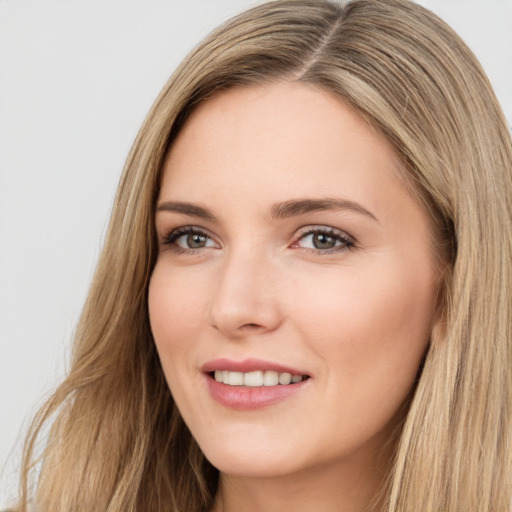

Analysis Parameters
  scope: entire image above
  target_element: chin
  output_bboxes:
[197,434,305,478]
[206,452,299,479]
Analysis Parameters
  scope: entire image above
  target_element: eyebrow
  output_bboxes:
[271,198,378,222]
[156,201,217,220]
[156,197,378,222]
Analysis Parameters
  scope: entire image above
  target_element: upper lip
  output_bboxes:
[202,358,309,376]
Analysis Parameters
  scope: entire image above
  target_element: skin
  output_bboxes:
[148,82,440,512]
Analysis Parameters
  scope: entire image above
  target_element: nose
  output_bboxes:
[208,249,283,339]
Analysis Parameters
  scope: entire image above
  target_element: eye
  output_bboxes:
[163,227,218,251]
[291,226,355,253]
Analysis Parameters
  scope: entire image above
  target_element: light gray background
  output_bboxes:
[1,0,511,507]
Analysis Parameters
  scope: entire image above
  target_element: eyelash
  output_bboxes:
[161,225,356,255]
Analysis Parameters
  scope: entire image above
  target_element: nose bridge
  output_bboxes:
[209,241,281,337]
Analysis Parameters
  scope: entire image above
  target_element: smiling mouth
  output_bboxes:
[211,370,309,387]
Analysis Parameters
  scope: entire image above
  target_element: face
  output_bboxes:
[148,82,439,479]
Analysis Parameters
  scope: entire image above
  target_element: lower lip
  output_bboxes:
[205,374,309,410]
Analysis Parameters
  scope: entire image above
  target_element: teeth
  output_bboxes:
[244,370,263,387]
[263,370,279,386]
[278,372,292,385]
[213,370,305,387]
[228,371,244,386]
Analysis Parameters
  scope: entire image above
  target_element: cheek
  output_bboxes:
[147,265,209,379]
[289,256,436,408]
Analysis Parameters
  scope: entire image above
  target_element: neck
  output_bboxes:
[210,447,391,512]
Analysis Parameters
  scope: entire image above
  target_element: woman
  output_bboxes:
[15,0,512,511]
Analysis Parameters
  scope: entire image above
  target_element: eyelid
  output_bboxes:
[294,224,354,238]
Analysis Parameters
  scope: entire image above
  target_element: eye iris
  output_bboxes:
[313,233,336,249]
[187,233,207,248]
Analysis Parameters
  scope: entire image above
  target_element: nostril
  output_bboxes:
[241,323,262,329]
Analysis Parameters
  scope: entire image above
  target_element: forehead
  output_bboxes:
[161,82,406,207]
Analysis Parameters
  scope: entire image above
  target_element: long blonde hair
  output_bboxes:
[17,1,512,510]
